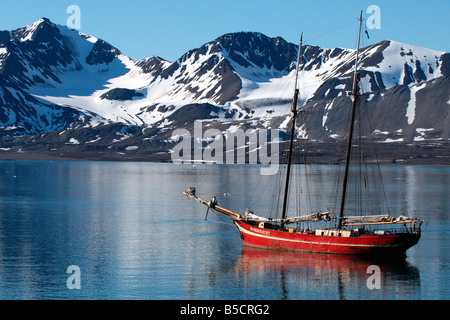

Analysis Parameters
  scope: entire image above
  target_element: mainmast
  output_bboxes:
[338,10,363,229]
[281,33,303,226]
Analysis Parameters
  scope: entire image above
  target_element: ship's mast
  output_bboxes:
[338,10,363,229]
[281,33,303,226]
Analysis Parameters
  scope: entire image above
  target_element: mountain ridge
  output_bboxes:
[0,18,448,163]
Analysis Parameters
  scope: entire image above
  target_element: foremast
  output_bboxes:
[337,10,363,229]
[281,33,303,227]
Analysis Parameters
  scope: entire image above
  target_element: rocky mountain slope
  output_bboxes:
[0,18,448,163]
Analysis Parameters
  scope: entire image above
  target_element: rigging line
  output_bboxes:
[357,103,364,216]
[245,44,301,124]
[247,166,277,210]
[296,139,309,214]
[361,97,391,215]
[304,150,317,213]
[354,48,391,217]
[303,20,358,45]
[328,98,352,216]
[274,164,287,218]
[267,158,287,218]
[247,164,265,206]
[209,209,241,233]
[239,60,297,121]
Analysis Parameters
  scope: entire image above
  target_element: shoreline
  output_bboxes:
[0,150,447,166]
[1,138,448,165]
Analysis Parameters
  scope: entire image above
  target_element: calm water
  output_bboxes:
[0,161,448,300]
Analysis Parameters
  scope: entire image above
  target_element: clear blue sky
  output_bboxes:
[1,0,448,62]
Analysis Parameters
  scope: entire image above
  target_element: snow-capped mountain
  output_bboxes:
[0,18,449,162]
[0,18,171,132]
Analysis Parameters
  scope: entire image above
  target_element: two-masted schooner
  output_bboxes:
[183,11,423,255]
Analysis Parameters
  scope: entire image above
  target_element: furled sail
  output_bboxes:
[243,208,331,224]
[283,212,331,224]
[342,215,417,225]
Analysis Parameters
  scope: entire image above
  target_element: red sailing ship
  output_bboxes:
[184,11,423,256]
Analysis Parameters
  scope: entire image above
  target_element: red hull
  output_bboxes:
[235,221,420,255]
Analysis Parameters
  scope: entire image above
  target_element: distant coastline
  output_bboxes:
[1,140,447,165]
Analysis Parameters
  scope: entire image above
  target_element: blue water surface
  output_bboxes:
[0,161,448,300]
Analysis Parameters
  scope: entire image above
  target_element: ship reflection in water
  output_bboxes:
[234,247,420,300]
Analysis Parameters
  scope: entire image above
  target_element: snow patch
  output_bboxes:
[86,136,102,144]
[384,138,403,143]
[414,128,435,141]
[66,138,80,145]
[322,113,328,127]
[18,19,45,42]
[297,123,307,139]
[406,83,426,125]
